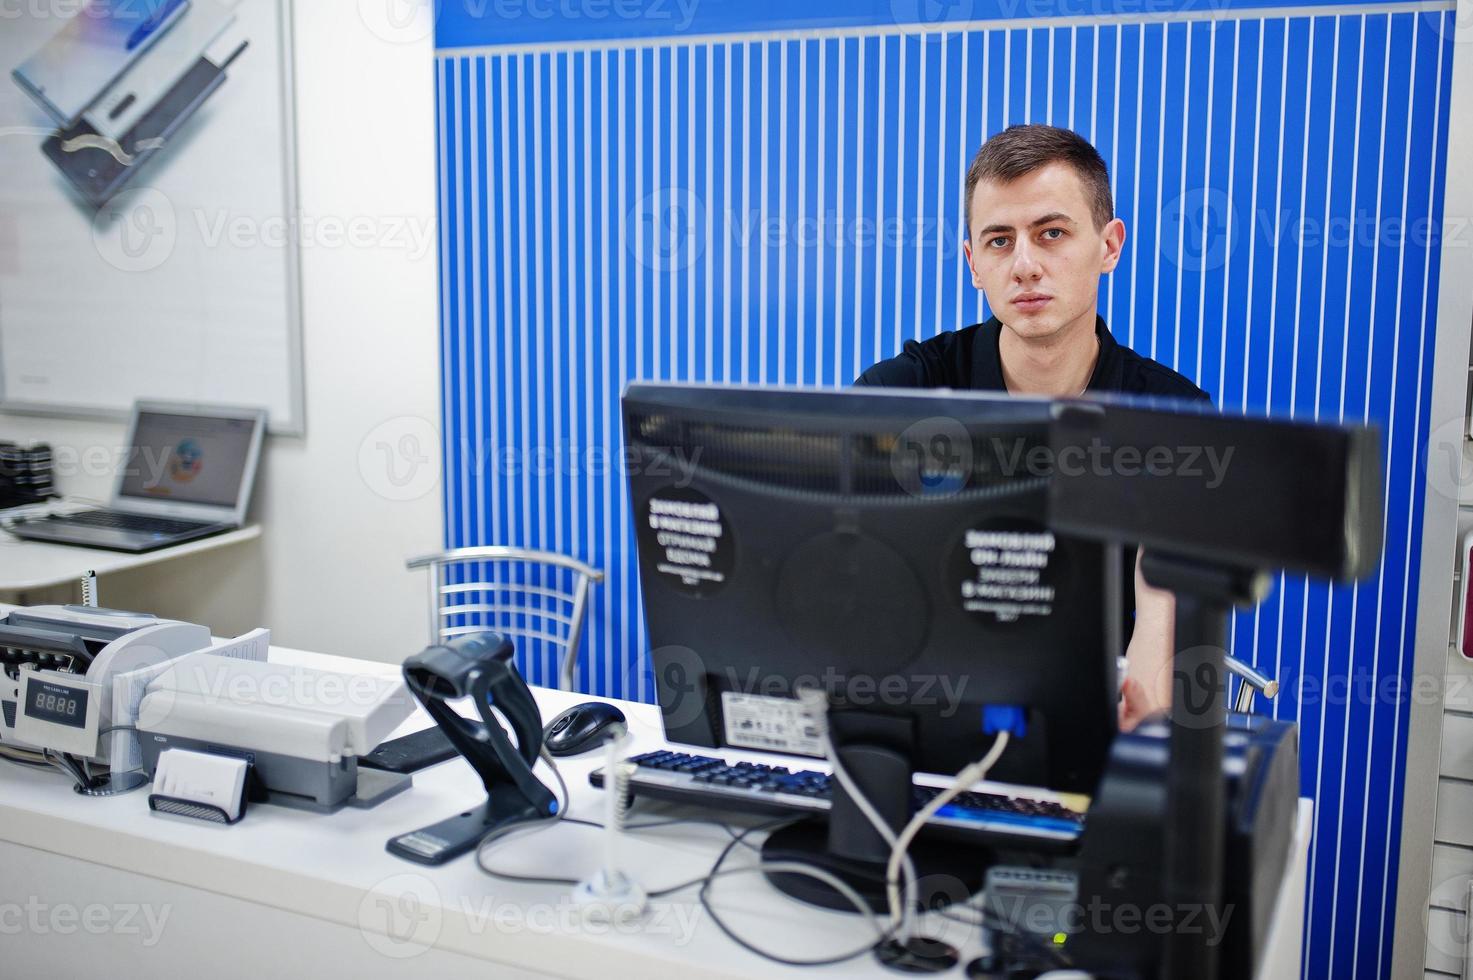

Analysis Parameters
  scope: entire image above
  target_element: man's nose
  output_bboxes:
[1011,240,1043,282]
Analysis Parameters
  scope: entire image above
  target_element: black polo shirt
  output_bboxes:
[854,315,1211,646]
[855,315,1211,402]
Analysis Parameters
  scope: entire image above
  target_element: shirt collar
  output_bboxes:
[975,315,1119,394]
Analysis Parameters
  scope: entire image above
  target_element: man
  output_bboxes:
[856,124,1209,730]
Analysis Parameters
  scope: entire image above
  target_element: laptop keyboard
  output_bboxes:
[50,510,215,535]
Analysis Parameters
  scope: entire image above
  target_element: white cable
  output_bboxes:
[795,687,920,942]
[884,730,1011,937]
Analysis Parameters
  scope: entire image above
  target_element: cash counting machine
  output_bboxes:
[0,605,211,793]
[0,604,416,814]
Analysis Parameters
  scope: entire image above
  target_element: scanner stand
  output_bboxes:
[1140,550,1268,980]
[386,635,558,866]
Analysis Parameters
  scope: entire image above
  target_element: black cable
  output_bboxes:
[643,816,793,899]
[473,810,757,887]
[694,819,901,968]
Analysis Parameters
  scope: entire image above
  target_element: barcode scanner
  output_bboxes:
[386,632,558,865]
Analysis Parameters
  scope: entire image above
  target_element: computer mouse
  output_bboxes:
[542,701,628,757]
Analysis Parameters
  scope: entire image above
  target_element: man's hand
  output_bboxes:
[1119,675,1164,731]
[1122,549,1176,730]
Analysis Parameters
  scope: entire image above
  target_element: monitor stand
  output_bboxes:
[759,710,987,915]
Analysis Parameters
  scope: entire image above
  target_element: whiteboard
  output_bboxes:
[0,0,303,434]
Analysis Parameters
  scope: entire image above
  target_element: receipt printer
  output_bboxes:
[137,654,416,812]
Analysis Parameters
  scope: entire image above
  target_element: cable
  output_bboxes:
[694,821,897,968]
[473,808,764,887]
[795,686,920,941]
[472,802,912,967]
[884,730,1011,938]
[642,815,792,898]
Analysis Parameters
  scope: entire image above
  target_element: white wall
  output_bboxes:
[0,1,443,663]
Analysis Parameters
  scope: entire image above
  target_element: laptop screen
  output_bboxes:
[117,410,259,509]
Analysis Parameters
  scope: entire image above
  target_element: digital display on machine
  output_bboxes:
[25,680,88,728]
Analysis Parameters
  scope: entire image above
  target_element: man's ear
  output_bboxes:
[1100,217,1126,274]
[962,235,984,289]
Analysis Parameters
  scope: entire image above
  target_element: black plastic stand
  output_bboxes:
[386,634,558,866]
[1140,551,1269,980]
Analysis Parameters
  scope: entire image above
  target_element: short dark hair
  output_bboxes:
[964,124,1114,233]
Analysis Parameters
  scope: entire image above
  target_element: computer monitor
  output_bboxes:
[622,382,1124,905]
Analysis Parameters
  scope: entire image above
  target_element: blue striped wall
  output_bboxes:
[434,6,1456,977]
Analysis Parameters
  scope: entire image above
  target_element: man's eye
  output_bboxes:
[988,236,1011,249]
[1041,228,1065,240]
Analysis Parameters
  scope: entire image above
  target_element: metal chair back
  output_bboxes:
[407,547,604,692]
[1225,654,1280,714]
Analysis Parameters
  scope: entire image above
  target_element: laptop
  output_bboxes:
[9,401,267,553]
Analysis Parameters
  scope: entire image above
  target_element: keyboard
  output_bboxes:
[45,510,214,535]
[591,750,1086,844]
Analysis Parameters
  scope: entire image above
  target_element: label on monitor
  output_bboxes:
[721,692,824,758]
[949,518,1060,624]
[638,486,733,597]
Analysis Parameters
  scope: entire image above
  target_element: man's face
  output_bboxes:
[963,162,1125,344]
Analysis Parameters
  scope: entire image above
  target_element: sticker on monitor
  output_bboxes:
[637,486,734,597]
